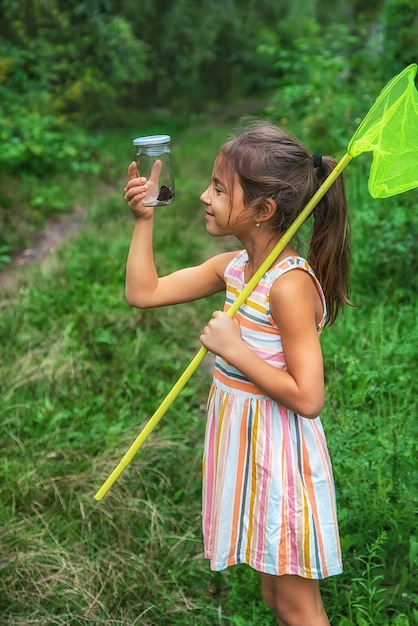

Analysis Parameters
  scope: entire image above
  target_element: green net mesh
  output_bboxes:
[348,63,418,198]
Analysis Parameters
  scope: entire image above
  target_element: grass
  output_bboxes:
[0,117,417,624]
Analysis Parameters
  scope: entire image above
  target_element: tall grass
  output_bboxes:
[0,119,417,624]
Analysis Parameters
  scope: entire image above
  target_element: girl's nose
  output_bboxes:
[200,186,211,204]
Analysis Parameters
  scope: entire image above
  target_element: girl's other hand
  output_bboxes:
[200,311,243,359]
[124,159,162,219]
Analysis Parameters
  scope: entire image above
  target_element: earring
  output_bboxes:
[255,222,260,228]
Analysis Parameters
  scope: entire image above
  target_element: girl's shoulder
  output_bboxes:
[269,256,327,329]
[208,250,242,281]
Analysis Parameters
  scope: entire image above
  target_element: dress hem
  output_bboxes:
[205,554,343,580]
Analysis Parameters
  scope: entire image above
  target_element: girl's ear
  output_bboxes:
[258,198,277,223]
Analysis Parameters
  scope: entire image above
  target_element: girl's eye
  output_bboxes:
[211,176,225,195]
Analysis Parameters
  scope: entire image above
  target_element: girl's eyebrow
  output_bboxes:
[212,175,226,189]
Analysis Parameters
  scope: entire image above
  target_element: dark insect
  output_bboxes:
[157,185,174,202]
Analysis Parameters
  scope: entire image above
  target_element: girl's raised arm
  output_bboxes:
[124,162,233,308]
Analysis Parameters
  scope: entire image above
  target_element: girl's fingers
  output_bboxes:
[125,181,148,198]
[149,159,162,186]
[124,163,154,218]
[128,161,139,179]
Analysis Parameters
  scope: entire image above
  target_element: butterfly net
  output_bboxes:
[348,64,418,198]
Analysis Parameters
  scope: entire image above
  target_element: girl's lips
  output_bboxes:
[205,210,214,219]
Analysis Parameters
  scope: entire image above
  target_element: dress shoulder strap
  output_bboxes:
[224,249,248,279]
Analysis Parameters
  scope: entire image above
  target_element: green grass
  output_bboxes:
[0,119,417,625]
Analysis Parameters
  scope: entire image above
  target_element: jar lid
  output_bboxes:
[133,134,171,146]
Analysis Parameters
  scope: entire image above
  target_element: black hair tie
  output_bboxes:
[313,154,323,170]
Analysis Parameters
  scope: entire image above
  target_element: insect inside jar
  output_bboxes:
[157,185,174,202]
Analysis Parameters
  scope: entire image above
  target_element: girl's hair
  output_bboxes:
[218,119,351,325]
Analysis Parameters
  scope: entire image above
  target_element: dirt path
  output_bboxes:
[0,178,122,292]
[0,205,87,290]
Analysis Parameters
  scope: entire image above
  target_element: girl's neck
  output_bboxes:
[243,238,296,282]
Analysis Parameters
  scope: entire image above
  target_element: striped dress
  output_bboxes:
[202,251,342,579]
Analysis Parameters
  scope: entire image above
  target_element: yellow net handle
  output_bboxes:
[94,152,352,501]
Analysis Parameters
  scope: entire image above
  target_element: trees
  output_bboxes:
[0,1,151,177]
[0,0,416,178]
[382,0,418,74]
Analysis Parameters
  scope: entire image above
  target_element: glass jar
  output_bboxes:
[133,134,174,206]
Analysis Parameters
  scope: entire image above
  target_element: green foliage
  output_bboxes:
[256,4,418,161]
[0,0,413,189]
[318,165,418,623]
[258,20,384,154]
[0,2,150,122]
[0,1,150,190]
[382,0,418,74]
[0,105,99,176]
[0,244,11,266]
[126,0,275,110]
[348,166,418,304]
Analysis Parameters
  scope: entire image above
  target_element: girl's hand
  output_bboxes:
[200,311,243,359]
[124,159,162,219]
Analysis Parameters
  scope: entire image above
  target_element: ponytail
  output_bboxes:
[308,156,352,325]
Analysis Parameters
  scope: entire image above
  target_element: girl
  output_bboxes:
[124,120,350,626]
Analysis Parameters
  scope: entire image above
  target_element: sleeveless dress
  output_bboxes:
[202,251,342,579]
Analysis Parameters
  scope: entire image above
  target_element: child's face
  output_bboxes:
[200,158,252,237]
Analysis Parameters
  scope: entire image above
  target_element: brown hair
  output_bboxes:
[218,119,351,325]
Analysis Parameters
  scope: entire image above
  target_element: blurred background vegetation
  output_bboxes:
[1,0,417,251]
[1,0,417,235]
[0,1,417,624]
